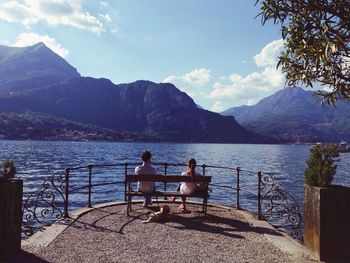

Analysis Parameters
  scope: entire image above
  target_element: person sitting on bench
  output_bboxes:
[178,158,202,211]
[135,150,157,208]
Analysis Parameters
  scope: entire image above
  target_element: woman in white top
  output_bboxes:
[179,158,200,211]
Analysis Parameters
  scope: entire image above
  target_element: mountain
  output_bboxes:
[221,87,350,143]
[0,77,265,143]
[0,42,80,96]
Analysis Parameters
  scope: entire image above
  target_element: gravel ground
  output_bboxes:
[7,203,316,263]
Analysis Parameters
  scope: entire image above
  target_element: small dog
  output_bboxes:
[142,205,170,224]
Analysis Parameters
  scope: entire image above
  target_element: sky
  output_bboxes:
[0,0,289,112]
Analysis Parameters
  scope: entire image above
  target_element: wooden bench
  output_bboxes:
[125,174,212,215]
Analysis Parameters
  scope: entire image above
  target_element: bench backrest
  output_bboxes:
[125,174,211,183]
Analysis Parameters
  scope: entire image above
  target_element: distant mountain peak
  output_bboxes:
[221,87,350,143]
[0,42,49,63]
[280,86,307,96]
[0,42,80,95]
[33,41,45,47]
[27,42,48,51]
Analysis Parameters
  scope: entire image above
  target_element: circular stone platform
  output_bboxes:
[11,202,315,263]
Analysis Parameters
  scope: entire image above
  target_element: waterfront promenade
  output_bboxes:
[11,202,315,263]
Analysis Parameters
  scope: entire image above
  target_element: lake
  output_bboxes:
[1,140,350,215]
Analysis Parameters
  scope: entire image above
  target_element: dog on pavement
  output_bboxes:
[142,205,170,223]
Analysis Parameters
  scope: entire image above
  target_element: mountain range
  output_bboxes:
[0,42,264,143]
[3,42,347,143]
[221,87,350,143]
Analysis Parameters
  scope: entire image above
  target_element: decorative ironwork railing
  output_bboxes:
[21,162,303,241]
[260,172,303,240]
[22,171,66,236]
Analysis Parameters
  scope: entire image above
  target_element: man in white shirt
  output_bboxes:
[135,150,157,207]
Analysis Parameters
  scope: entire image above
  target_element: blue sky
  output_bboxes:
[0,0,287,111]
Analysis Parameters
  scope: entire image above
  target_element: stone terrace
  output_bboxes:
[8,202,316,263]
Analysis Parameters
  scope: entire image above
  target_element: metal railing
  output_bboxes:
[22,162,303,240]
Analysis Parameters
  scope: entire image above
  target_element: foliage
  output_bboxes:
[256,0,350,104]
[0,160,16,181]
[0,112,128,141]
[304,144,340,187]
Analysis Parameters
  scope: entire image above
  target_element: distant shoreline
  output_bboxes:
[0,138,317,145]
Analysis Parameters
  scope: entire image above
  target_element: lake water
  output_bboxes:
[1,140,350,216]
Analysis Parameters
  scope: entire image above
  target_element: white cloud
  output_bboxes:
[99,13,111,22]
[110,26,118,33]
[27,0,76,16]
[0,1,37,25]
[183,68,212,87]
[209,66,284,101]
[12,32,69,58]
[164,68,211,87]
[163,68,212,97]
[162,39,286,109]
[28,0,104,34]
[247,98,258,106]
[207,39,286,106]
[210,101,225,112]
[0,0,105,34]
[254,39,284,67]
[100,1,108,7]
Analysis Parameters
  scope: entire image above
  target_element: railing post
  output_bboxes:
[124,163,128,201]
[202,164,206,176]
[236,167,240,209]
[64,168,70,218]
[88,164,93,208]
[257,171,262,220]
[164,162,168,175]
[164,163,168,193]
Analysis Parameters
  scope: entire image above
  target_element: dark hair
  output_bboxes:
[141,150,152,162]
[161,205,170,214]
[187,158,196,176]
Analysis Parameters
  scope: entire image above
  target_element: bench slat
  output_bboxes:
[125,174,211,183]
[127,191,209,197]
